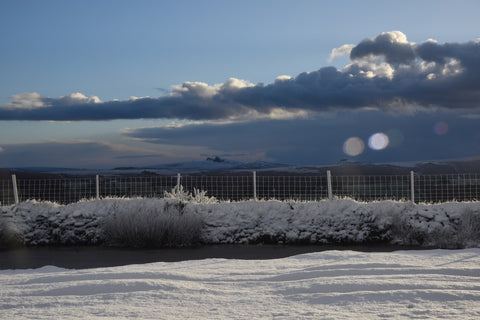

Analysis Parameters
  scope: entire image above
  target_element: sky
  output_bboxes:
[1,0,480,169]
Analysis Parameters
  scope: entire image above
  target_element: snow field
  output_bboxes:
[1,198,480,319]
[0,249,479,319]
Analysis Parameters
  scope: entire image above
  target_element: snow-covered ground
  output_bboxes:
[0,249,479,319]
[2,198,480,248]
[1,198,480,318]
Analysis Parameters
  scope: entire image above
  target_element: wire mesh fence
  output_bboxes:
[414,173,480,203]
[0,179,14,206]
[331,175,411,201]
[100,176,178,199]
[15,178,97,204]
[1,172,480,206]
[182,175,254,202]
[257,175,328,201]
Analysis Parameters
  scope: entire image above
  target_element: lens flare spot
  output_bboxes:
[368,132,390,150]
[343,137,365,156]
[434,121,449,135]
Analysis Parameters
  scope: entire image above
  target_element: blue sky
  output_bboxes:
[1,0,480,168]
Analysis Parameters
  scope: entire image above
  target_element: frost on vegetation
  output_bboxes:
[386,204,480,248]
[1,197,480,248]
[164,185,218,204]
[0,215,22,248]
[456,208,480,247]
[101,199,203,248]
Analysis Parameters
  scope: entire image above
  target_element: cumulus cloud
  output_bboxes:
[2,92,102,111]
[4,92,46,109]
[1,31,480,121]
[350,31,415,64]
[329,44,355,62]
[275,75,293,82]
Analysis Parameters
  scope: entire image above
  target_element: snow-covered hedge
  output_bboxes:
[1,198,480,248]
[102,200,202,247]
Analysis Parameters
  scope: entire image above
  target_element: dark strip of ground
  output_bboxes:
[0,244,425,270]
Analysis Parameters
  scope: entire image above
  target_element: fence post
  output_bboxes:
[96,175,100,200]
[253,171,257,201]
[410,171,415,203]
[327,170,333,200]
[11,174,19,205]
[176,173,181,195]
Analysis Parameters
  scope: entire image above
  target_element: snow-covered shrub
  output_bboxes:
[385,203,480,248]
[455,208,480,247]
[164,185,217,204]
[101,199,203,248]
[0,216,22,248]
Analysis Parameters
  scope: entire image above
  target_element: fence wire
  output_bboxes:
[100,176,178,199]
[182,175,253,201]
[0,179,14,206]
[15,178,97,204]
[332,175,411,201]
[1,173,480,205]
[257,176,328,201]
[415,173,480,203]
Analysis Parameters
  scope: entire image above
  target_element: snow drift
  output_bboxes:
[1,249,480,319]
[1,198,480,248]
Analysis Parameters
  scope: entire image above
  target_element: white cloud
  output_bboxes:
[382,31,408,44]
[129,96,150,101]
[54,93,102,106]
[441,58,463,77]
[5,92,45,109]
[329,44,355,62]
[2,92,102,110]
[67,92,101,103]
[168,78,255,99]
[275,75,292,82]
[220,78,255,90]
[425,38,438,44]
[170,81,218,98]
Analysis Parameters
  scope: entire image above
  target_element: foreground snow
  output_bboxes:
[0,249,479,319]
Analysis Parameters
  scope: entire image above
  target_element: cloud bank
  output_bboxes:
[1,31,479,121]
[123,110,480,164]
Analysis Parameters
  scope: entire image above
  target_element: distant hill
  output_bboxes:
[1,158,479,178]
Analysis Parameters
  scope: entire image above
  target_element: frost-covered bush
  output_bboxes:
[0,216,22,248]
[3,197,480,248]
[386,204,480,248]
[164,185,217,204]
[101,199,203,248]
[455,208,480,247]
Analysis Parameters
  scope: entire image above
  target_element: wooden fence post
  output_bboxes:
[410,171,415,203]
[176,173,181,195]
[253,171,257,201]
[96,175,100,200]
[327,170,333,200]
[11,174,19,205]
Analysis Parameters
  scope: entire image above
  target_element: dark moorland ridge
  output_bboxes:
[2,159,480,179]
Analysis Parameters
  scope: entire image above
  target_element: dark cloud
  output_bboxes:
[350,31,416,64]
[1,31,479,121]
[1,110,479,167]
[123,111,480,165]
